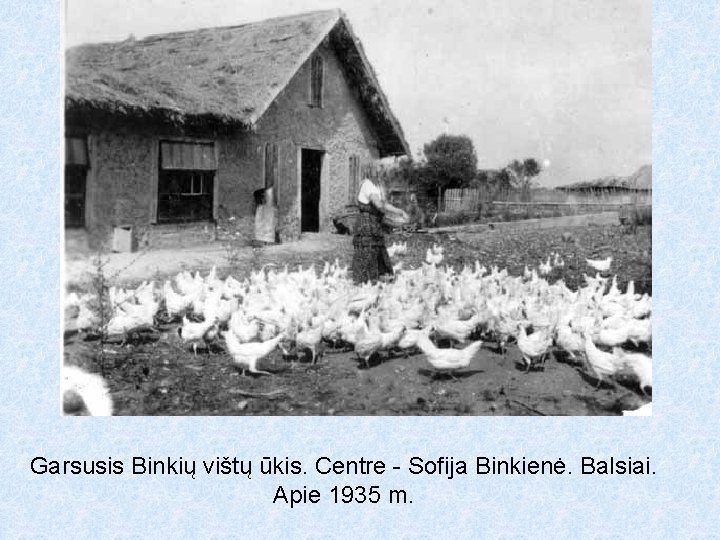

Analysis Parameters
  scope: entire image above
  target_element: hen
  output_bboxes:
[614,348,652,395]
[178,316,218,355]
[583,332,621,388]
[415,330,483,376]
[434,314,480,345]
[425,244,444,266]
[517,324,553,372]
[223,330,284,376]
[353,320,384,367]
[295,323,324,364]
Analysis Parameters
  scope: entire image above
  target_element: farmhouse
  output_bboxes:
[65,9,409,249]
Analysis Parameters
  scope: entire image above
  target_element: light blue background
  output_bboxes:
[1,0,718,537]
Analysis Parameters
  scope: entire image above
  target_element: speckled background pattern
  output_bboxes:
[0,0,719,537]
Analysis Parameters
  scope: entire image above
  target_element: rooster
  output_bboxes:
[415,329,483,377]
[223,330,284,376]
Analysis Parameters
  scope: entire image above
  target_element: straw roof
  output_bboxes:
[65,9,409,156]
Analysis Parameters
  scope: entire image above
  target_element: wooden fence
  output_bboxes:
[442,188,651,213]
[444,188,481,212]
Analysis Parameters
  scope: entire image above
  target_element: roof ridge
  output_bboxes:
[66,9,341,50]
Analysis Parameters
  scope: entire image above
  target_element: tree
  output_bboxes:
[422,134,478,210]
[506,158,542,199]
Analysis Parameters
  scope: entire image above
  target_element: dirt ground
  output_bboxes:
[64,223,652,416]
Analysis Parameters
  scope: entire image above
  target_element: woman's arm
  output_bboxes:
[368,193,409,219]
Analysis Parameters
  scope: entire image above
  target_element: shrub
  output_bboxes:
[433,211,478,228]
[619,205,652,227]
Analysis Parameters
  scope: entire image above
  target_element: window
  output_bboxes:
[310,54,324,107]
[65,136,88,228]
[348,154,360,204]
[157,141,216,223]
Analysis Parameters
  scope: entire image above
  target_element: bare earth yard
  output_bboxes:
[64,223,651,416]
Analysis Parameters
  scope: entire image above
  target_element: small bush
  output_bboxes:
[434,211,479,228]
[619,205,652,228]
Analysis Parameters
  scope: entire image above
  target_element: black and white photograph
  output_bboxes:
[62,0,652,416]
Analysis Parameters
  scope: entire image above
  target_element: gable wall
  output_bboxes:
[254,41,382,240]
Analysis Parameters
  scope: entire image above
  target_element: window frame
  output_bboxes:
[156,140,217,224]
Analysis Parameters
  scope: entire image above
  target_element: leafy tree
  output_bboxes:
[422,134,478,209]
[506,158,541,191]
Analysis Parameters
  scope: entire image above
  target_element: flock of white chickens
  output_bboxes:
[63,241,651,416]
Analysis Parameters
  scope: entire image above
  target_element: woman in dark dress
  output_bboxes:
[352,168,409,284]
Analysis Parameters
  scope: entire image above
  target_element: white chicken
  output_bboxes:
[538,257,552,276]
[415,330,483,376]
[583,331,621,388]
[178,316,218,355]
[229,311,259,343]
[353,320,384,367]
[586,256,612,273]
[517,324,553,372]
[434,314,480,345]
[223,330,285,376]
[295,323,324,364]
[62,365,113,416]
[387,241,408,258]
[555,319,584,362]
[614,348,652,395]
[425,244,444,265]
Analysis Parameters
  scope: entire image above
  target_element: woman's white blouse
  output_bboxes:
[357,179,384,205]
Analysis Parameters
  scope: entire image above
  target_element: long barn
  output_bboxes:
[65,9,409,249]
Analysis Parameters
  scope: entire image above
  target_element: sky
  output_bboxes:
[64,0,651,186]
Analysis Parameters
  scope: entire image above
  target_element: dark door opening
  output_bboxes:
[301,149,323,232]
[65,164,87,228]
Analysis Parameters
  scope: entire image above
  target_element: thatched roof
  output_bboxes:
[65,9,409,156]
[557,164,652,192]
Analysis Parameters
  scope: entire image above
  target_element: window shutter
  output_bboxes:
[265,143,278,189]
[66,137,88,166]
[348,155,360,204]
[311,55,323,107]
[160,141,216,170]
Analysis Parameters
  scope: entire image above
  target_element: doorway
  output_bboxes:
[300,148,323,232]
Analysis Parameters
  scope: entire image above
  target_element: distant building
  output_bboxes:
[554,165,652,205]
[65,9,409,249]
